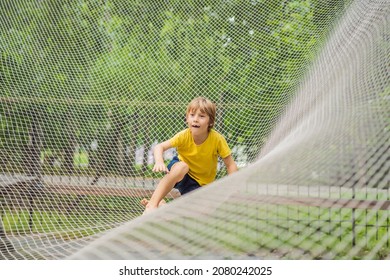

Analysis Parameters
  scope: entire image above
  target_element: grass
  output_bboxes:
[1,194,143,238]
[219,203,390,259]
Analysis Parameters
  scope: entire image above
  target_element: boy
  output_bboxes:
[143,97,238,213]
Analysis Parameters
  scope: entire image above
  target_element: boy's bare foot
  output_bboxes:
[140,198,167,214]
[140,198,166,207]
[140,198,149,207]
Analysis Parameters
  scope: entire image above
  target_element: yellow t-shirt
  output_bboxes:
[169,128,231,186]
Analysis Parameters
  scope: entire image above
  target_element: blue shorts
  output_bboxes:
[167,156,201,195]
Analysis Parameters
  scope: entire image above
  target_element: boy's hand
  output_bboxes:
[152,162,169,173]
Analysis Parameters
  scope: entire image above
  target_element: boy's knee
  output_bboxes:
[173,161,189,174]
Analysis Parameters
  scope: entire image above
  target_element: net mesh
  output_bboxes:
[0,0,389,260]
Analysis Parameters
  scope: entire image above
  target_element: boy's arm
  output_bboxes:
[223,155,238,175]
[152,140,173,173]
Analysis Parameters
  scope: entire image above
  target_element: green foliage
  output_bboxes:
[1,0,349,176]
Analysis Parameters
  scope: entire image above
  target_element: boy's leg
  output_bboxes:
[144,161,189,211]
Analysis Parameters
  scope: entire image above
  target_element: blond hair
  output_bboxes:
[186,97,216,130]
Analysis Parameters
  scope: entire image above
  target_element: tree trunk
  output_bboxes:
[125,112,139,176]
[63,117,76,175]
[25,118,42,179]
[63,146,74,174]
[112,115,126,175]
[141,119,151,176]
[216,91,226,133]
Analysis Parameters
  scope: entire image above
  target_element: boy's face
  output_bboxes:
[186,109,211,136]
